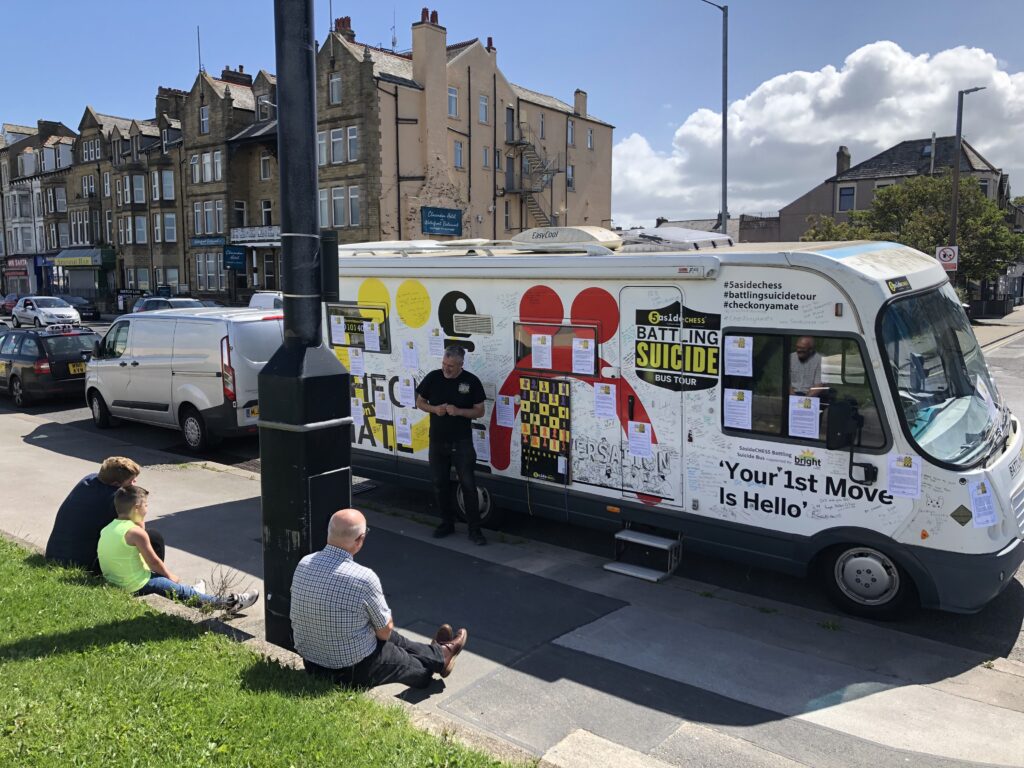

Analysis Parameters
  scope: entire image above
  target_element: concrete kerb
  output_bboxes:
[0,529,540,768]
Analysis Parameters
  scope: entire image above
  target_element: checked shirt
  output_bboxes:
[290,545,392,669]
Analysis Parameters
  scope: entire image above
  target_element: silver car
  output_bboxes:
[12,296,81,327]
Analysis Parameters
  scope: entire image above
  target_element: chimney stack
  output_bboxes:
[836,145,851,175]
[334,16,356,42]
[219,65,252,86]
[574,89,587,118]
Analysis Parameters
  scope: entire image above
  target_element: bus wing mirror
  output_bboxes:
[825,400,859,451]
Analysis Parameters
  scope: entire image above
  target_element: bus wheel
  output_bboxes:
[456,484,503,529]
[822,545,914,620]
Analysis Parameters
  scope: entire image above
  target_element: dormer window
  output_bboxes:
[257,95,272,121]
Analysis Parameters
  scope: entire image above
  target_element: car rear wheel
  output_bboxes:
[89,390,113,428]
[10,377,29,408]
[180,406,211,451]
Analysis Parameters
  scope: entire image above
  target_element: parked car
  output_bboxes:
[132,297,204,313]
[0,325,99,407]
[1,293,24,316]
[86,308,284,450]
[58,295,101,322]
[248,291,283,309]
[12,296,81,327]
[199,299,227,308]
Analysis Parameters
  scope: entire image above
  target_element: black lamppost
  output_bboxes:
[258,0,351,649]
[699,0,728,233]
[949,86,985,248]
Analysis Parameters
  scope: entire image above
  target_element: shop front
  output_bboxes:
[2,257,34,295]
[52,248,117,306]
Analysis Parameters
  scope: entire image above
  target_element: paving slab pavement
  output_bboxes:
[3,407,1024,767]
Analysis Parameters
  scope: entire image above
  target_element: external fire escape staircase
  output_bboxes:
[506,122,563,228]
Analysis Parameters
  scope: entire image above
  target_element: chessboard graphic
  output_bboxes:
[519,375,571,483]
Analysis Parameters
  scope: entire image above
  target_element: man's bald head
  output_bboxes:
[328,508,367,548]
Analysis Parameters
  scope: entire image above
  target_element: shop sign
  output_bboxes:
[223,245,247,270]
[421,206,463,236]
[191,236,226,247]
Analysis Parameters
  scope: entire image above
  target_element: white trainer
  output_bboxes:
[228,590,260,612]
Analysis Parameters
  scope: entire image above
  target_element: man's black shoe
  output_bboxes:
[433,522,456,539]
[468,529,487,546]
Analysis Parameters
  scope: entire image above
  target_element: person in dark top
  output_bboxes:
[415,345,487,545]
[44,456,163,573]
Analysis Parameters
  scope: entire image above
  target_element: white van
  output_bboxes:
[85,308,284,449]
[248,291,283,309]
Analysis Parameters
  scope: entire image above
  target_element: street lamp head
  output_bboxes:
[960,86,986,96]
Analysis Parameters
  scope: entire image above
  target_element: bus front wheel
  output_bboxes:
[822,544,915,620]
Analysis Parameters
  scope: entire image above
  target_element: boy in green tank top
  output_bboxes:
[97,486,258,611]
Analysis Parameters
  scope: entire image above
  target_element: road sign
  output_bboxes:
[936,245,958,272]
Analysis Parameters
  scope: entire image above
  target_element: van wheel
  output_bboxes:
[180,406,211,451]
[89,391,113,428]
[10,377,29,408]
[456,484,504,529]
[821,545,915,620]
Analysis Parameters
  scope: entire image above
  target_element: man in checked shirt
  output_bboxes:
[290,508,468,688]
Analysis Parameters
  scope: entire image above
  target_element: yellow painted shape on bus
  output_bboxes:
[411,415,430,451]
[358,278,391,316]
[334,347,351,368]
[396,279,431,328]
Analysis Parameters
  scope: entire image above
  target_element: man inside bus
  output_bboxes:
[415,345,487,545]
[790,336,825,396]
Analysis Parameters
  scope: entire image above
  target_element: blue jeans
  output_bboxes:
[135,576,225,606]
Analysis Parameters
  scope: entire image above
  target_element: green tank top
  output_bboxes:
[97,519,150,592]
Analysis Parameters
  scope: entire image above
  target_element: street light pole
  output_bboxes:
[949,86,985,247]
[700,0,728,233]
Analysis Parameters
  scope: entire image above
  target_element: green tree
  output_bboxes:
[802,175,1023,282]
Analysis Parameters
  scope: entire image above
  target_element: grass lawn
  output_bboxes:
[0,538,515,767]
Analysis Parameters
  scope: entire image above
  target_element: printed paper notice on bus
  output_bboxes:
[428,327,445,357]
[887,454,921,499]
[350,397,364,427]
[363,321,381,352]
[396,415,412,445]
[628,420,652,458]
[594,383,617,420]
[473,427,491,463]
[969,480,998,528]
[532,335,552,369]
[374,391,393,421]
[349,347,365,377]
[724,336,753,377]
[724,389,752,430]
[496,395,515,428]
[329,314,346,345]
[572,337,595,374]
[788,396,820,440]
[402,340,418,370]
[398,376,416,407]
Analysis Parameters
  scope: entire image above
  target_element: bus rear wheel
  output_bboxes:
[822,544,915,620]
[456,484,503,529]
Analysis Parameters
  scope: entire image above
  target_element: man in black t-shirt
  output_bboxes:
[415,345,487,545]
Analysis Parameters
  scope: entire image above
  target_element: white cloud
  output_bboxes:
[612,41,1024,227]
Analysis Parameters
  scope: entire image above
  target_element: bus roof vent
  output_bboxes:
[453,313,494,335]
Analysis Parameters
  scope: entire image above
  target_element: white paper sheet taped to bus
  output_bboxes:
[887,454,922,499]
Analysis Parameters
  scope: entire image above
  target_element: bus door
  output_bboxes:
[619,286,684,508]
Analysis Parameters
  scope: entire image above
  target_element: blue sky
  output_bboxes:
[2,1,1022,225]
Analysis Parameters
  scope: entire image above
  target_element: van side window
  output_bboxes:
[721,333,884,448]
[102,322,130,359]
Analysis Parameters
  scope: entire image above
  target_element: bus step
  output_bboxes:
[603,561,674,583]
[604,528,682,582]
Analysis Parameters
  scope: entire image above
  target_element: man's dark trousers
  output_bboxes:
[429,438,480,529]
[303,632,445,688]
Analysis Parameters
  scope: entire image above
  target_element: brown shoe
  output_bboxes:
[433,623,453,644]
[440,628,468,678]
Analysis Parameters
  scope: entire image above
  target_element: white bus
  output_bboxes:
[324,234,1023,618]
